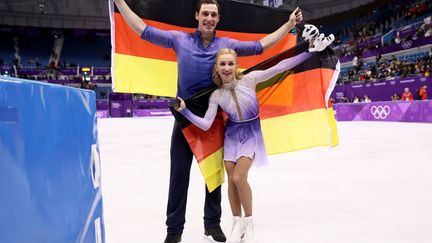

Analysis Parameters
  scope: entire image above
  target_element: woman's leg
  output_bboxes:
[232,156,253,217]
[225,161,246,243]
[225,161,242,216]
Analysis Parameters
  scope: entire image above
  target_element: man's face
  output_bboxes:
[195,4,219,35]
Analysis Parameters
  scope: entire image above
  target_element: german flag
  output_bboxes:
[110,0,339,192]
[109,0,297,97]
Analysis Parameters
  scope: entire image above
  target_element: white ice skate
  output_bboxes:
[302,24,320,42]
[242,216,256,243]
[226,216,244,243]
[308,33,335,52]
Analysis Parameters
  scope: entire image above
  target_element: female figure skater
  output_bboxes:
[176,33,334,243]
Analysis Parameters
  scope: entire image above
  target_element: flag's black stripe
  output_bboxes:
[243,42,338,75]
[293,48,339,73]
[242,41,307,74]
[115,0,292,33]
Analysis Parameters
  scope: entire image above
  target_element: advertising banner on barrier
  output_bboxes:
[133,99,169,110]
[357,34,382,49]
[133,108,172,117]
[332,76,431,102]
[0,77,105,243]
[333,100,432,122]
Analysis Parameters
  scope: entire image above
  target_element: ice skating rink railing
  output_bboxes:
[333,100,432,123]
[0,76,105,243]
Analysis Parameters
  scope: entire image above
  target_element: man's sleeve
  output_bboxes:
[140,26,179,49]
[226,38,264,56]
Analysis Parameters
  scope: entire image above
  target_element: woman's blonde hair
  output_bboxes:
[212,48,243,87]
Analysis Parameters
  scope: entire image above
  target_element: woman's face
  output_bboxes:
[216,53,237,85]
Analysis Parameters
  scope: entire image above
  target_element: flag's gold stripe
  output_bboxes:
[262,107,338,154]
[112,53,178,97]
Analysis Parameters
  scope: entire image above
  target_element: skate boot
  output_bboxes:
[227,216,244,243]
[204,225,226,242]
[308,33,335,52]
[242,216,256,243]
[164,233,182,243]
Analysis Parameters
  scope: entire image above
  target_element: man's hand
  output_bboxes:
[288,7,303,27]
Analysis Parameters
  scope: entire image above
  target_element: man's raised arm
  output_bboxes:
[259,7,303,50]
[113,0,147,36]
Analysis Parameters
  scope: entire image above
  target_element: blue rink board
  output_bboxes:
[0,77,105,243]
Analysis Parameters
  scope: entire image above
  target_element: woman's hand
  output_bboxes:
[175,97,186,112]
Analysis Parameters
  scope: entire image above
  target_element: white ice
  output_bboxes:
[98,117,432,243]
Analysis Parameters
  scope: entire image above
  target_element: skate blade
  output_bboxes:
[203,235,225,243]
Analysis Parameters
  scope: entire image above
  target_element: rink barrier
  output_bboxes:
[333,100,432,122]
[332,76,431,103]
[0,76,105,243]
[339,36,432,63]
[96,108,172,118]
[102,94,171,118]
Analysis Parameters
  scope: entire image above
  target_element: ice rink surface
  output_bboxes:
[98,117,432,243]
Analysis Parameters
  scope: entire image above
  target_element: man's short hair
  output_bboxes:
[196,0,220,13]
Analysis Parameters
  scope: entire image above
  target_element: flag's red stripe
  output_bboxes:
[181,112,226,162]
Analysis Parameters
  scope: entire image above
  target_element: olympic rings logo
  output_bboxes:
[370,105,391,119]
[401,41,412,49]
